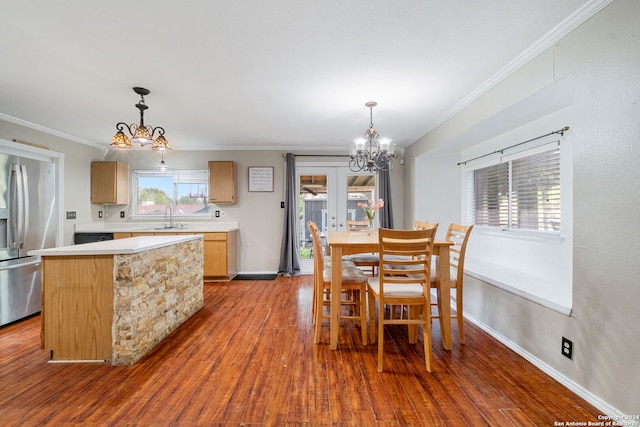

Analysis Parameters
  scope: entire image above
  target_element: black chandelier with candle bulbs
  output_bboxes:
[111,87,172,151]
[349,101,396,173]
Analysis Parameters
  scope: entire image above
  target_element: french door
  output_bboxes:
[297,165,376,273]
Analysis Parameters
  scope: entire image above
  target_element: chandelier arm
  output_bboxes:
[150,126,165,138]
[115,122,134,134]
[348,158,362,172]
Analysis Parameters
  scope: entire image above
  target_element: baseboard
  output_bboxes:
[233,273,277,280]
[463,313,636,424]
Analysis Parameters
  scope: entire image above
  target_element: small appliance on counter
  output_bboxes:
[0,141,58,327]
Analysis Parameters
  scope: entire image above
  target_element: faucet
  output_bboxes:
[164,205,174,228]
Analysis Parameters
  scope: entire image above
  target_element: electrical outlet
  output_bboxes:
[562,337,573,359]
[281,201,285,208]
[98,210,103,219]
[215,210,220,218]
[120,211,125,219]
[66,211,76,220]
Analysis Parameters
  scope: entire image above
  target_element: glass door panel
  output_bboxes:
[297,169,332,273]
[346,174,376,224]
[297,166,376,273]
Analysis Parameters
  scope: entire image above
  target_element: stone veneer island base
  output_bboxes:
[31,235,203,365]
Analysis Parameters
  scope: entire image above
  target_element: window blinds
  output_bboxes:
[467,147,560,232]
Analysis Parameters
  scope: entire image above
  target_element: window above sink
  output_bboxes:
[132,170,211,219]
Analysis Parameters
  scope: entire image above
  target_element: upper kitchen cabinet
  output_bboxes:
[91,161,129,204]
[208,161,236,204]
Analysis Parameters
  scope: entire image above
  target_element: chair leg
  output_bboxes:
[314,286,325,344]
[311,274,317,321]
[423,300,432,373]
[456,288,464,344]
[368,290,377,345]
[377,300,384,373]
[359,289,368,345]
[408,305,418,344]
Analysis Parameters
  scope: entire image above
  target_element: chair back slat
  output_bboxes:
[378,226,437,289]
[346,220,369,233]
[445,224,473,283]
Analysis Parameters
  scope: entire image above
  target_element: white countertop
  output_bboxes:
[74,221,238,233]
[29,235,203,256]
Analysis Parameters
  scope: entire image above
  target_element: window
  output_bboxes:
[133,170,210,217]
[466,144,560,233]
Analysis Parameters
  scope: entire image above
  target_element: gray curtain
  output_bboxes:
[277,153,300,277]
[378,162,394,229]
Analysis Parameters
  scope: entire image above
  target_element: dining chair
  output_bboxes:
[346,220,379,276]
[384,220,438,319]
[430,223,473,344]
[367,226,437,373]
[307,221,369,345]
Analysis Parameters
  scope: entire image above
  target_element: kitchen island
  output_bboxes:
[29,235,203,365]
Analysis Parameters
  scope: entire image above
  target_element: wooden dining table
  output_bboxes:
[326,230,454,351]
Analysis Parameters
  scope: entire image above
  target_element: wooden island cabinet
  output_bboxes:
[30,235,204,365]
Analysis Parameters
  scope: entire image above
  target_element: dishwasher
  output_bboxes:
[73,232,114,244]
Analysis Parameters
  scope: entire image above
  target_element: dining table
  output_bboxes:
[326,230,454,351]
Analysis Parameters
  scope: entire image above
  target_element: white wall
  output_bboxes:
[404,0,640,415]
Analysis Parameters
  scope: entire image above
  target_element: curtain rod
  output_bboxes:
[457,126,570,166]
[283,154,350,158]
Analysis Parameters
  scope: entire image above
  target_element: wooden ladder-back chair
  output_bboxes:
[385,220,438,319]
[430,223,473,344]
[346,220,379,276]
[367,226,437,373]
[307,221,369,345]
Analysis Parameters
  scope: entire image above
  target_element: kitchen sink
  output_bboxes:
[136,225,189,231]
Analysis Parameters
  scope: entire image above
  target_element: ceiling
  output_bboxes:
[0,0,597,152]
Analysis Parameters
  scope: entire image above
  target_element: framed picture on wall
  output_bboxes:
[248,166,274,192]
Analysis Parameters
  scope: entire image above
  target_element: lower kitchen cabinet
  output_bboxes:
[202,231,238,280]
[114,230,238,281]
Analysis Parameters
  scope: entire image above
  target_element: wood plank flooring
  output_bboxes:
[0,275,602,426]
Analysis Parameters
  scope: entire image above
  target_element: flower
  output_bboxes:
[358,198,384,220]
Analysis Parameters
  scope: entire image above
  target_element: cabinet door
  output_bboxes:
[91,162,129,204]
[208,161,236,204]
[204,238,227,277]
[203,233,227,277]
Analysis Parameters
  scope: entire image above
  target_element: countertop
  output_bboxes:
[29,235,203,256]
[74,221,239,233]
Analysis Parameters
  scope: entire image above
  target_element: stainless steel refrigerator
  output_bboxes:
[0,149,57,326]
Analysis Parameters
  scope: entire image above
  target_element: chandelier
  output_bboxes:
[349,101,396,173]
[110,87,172,151]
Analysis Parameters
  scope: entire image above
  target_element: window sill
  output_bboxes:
[464,258,572,316]
[473,226,565,243]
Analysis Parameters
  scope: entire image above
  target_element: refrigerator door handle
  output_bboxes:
[9,164,23,249]
[19,165,29,248]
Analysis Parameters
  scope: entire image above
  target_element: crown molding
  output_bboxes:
[0,112,106,151]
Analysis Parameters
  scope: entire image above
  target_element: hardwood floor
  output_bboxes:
[0,275,601,426]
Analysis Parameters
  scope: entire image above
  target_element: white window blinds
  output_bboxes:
[511,148,561,231]
[467,145,561,233]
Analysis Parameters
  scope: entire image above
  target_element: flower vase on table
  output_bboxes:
[358,199,384,236]
[367,217,375,235]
